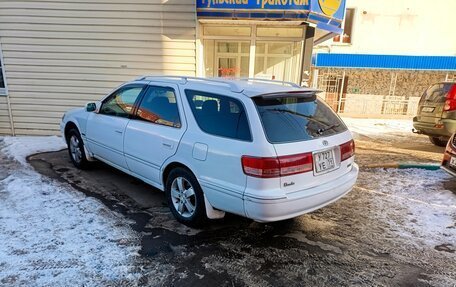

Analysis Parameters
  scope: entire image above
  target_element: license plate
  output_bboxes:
[422,107,435,113]
[450,157,456,167]
[314,149,336,174]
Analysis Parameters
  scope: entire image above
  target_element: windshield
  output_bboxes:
[253,94,348,143]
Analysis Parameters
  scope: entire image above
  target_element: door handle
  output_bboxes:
[162,140,174,149]
[115,130,123,134]
[162,143,173,148]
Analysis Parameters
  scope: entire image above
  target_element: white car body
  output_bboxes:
[61,77,358,222]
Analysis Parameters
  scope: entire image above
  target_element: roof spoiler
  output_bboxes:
[256,90,321,99]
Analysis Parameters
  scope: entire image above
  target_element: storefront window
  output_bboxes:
[202,25,304,83]
[254,41,301,83]
[333,8,354,44]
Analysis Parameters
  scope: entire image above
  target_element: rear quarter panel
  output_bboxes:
[162,84,277,216]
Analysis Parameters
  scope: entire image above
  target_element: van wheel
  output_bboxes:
[67,128,91,169]
[165,168,206,227]
[429,136,447,147]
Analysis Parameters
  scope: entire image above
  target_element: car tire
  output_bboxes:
[66,128,91,169]
[165,167,206,227]
[429,136,447,147]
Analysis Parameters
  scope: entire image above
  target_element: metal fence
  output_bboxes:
[321,95,420,117]
[313,68,455,118]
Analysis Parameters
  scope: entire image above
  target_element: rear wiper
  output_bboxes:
[267,108,332,127]
[316,124,340,134]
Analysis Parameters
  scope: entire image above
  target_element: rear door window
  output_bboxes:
[185,90,252,141]
[423,83,452,103]
[253,93,347,143]
[135,86,181,128]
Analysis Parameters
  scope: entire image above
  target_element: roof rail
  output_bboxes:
[239,78,301,88]
[135,75,244,93]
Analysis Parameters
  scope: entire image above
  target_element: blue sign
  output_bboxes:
[197,0,310,11]
[196,0,346,33]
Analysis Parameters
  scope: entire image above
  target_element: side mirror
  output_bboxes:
[86,102,97,112]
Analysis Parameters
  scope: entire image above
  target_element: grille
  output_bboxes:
[452,135,456,147]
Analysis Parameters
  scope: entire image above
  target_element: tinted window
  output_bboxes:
[253,94,347,143]
[100,85,143,118]
[423,83,453,103]
[136,86,181,128]
[185,90,251,141]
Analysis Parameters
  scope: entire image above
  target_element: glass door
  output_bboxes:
[204,40,250,78]
[218,57,240,77]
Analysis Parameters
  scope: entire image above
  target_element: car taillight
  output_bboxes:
[340,140,355,161]
[444,84,456,112]
[241,153,313,178]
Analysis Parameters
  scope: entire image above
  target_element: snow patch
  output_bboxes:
[357,168,456,247]
[1,136,66,165]
[342,118,414,140]
[0,136,141,286]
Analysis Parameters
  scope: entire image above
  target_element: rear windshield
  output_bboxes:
[422,83,453,103]
[253,93,348,143]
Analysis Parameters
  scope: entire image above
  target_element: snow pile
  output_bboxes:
[0,136,141,286]
[342,117,414,140]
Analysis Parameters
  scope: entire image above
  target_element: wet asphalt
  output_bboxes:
[27,138,456,286]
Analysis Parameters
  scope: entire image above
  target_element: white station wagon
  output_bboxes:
[61,77,358,226]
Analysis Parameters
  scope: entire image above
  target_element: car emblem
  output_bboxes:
[322,140,329,146]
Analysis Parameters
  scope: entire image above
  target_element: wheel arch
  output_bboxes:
[162,161,195,187]
[64,121,79,143]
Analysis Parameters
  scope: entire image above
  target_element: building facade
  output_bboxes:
[0,0,346,135]
[312,0,456,117]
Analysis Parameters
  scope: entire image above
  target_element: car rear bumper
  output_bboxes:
[441,146,456,177]
[413,117,456,138]
[243,163,359,222]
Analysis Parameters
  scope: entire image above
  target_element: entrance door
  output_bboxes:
[214,41,250,78]
[217,57,237,78]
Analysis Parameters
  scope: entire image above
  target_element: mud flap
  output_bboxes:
[204,195,225,219]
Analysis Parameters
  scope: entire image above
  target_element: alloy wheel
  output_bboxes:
[170,177,197,218]
[69,135,82,164]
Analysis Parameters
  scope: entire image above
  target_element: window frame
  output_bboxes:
[99,84,146,118]
[333,8,355,44]
[0,43,8,96]
[133,85,182,129]
[184,89,253,142]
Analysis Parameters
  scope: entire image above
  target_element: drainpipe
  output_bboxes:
[6,95,14,136]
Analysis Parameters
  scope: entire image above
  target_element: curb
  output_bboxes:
[364,163,441,170]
